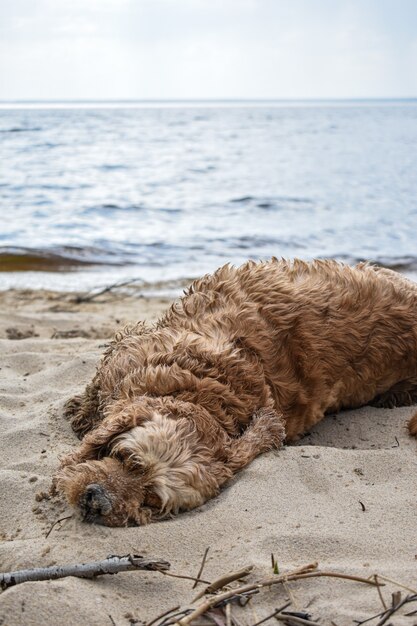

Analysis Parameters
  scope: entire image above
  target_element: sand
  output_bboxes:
[0,288,416,626]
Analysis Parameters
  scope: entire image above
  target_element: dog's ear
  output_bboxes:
[60,401,153,467]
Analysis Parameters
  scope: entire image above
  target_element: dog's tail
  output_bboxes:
[408,411,417,438]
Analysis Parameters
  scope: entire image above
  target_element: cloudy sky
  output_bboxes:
[0,0,416,100]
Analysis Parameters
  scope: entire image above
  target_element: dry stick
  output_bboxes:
[353,609,386,626]
[193,566,254,601]
[192,547,210,589]
[204,608,225,626]
[231,612,246,626]
[353,593,417,626]
[373,575,387,611]
[391,589,401,608]
[372,573,417,595]
[251,602,291,626]
[282,581,297,612]
[225,603,232,626]
[160,610,194,626]
[44,514,73,539]
[405,607,417,616]
[287,571,383,587]
[157,568,211,585]
[146,606,181,626]
[374,595,413,626]
[178,563,385,626]
[275,614,320,626]
[178,563,317,626]
[248,597,260,626]
[74,278,146,304]
[0,555,170,591]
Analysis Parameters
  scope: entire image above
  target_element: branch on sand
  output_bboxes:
[0,554,170,591]
[73,278,147,304]
[173,562,384,626]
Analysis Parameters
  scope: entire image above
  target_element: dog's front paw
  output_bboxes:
[64,395,84,419]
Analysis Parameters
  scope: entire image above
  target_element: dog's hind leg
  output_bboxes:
[225,407,286,473]
[370,379,417,445]
[369,377,417,409]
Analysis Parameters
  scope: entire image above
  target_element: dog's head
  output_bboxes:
[55,413,223,526]
[55,456,153,526]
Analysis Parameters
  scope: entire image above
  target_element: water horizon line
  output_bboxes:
[1,96,416,110]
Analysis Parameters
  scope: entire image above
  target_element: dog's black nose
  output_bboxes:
[80,483,113,522]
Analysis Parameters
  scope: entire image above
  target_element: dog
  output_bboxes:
[55,259,417,526]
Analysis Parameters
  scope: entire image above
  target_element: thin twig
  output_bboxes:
[74,278,146,304]
[405,607,417,616]
[146,606,181,626]
[225,603,232,626]
[157,569,211,585]
[159,610,193,626]
[353,610,386,626]
[45,514,73,539]
[373,575,387,610]
[288,571,383,587]
[218,590,260,608]
[251,603,291,626]
[0,555,170,590]
[374,595,411,626]
[206,608,227,626]
[283,582,297,612]
[231,612,246,626]
[193,566,254,602]
[275,614,320,626]
[355,594,417,626]
[192,548,210,589]
[372,574,417,595]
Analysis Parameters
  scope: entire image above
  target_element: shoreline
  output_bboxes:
[0,288,416,624]
[2,255,417,296]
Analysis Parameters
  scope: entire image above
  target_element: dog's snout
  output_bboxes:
[80,483,113,522]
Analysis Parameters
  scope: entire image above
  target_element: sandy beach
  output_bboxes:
[0,288,416,625]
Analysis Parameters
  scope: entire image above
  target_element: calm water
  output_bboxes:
[1,101,417,291]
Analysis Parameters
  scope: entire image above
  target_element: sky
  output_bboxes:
[0,0,416,101]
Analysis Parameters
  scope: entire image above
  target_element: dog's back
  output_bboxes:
[156,259,417,439]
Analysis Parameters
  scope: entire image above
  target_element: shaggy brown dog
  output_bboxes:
[55,259,417,526]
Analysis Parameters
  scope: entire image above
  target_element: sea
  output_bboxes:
[1,100,417,294]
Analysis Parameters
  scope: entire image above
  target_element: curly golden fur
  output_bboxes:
[55,259,417,526]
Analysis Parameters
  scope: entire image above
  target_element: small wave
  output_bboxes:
[205,235,289,250]
[0,127,42,133]
[230,196,254,203]
[365,256,417,272]
[83,203,146,215]
[257,202,274,209]
[189,166,216,173]
[32,142,61,149]
[230,195,313,208]
[323,254,417,274]
[97,164,130,171]
[8,183,92,192]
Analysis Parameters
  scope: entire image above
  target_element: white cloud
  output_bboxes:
[0,0,416,99]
